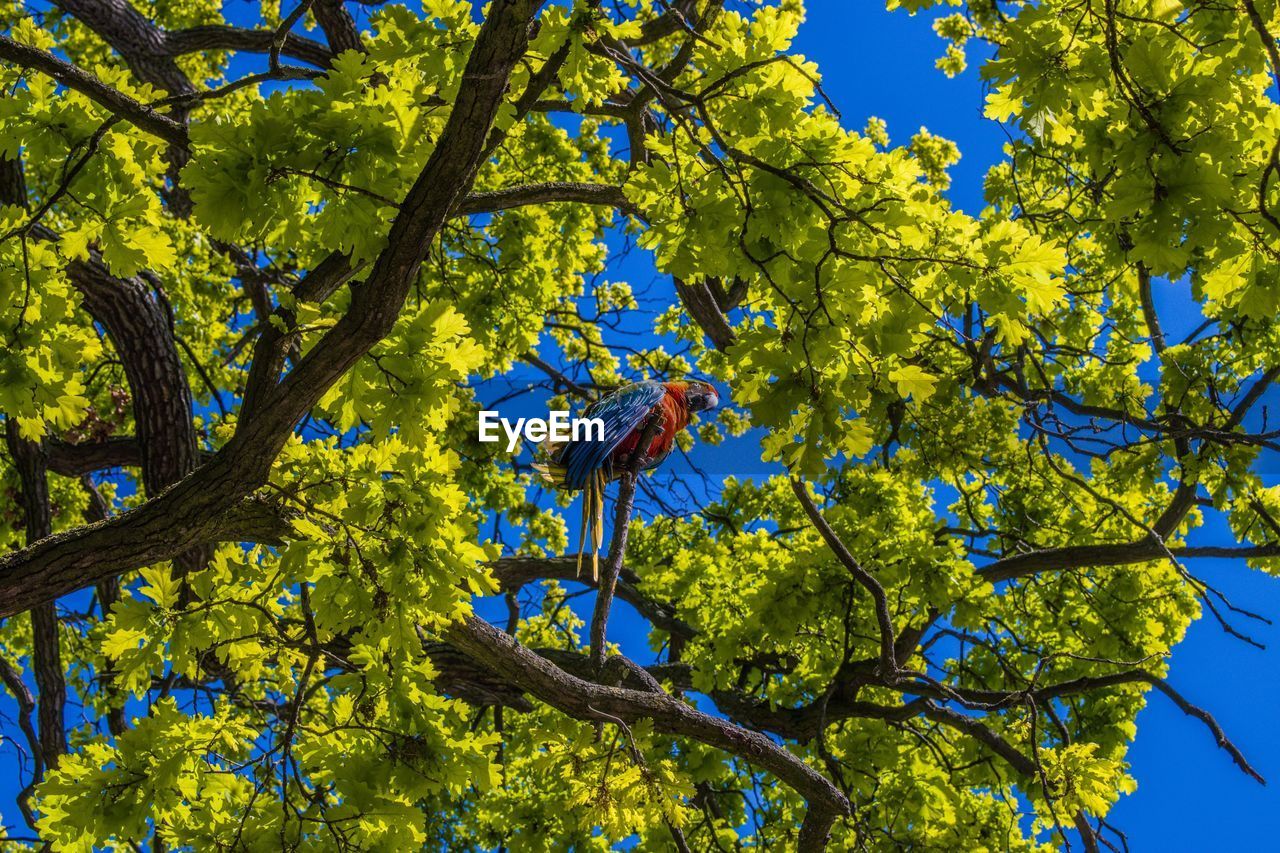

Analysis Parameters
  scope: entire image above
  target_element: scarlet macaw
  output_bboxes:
[535,379,720,579]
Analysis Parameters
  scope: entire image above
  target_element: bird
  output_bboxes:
[534,379,720,580]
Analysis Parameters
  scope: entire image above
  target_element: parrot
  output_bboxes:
[534,379,720,580]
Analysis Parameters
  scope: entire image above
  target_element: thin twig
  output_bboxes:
[790,477,898,681]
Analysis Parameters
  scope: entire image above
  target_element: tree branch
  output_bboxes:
[978,540,1280,584]
[590,410,665,669]
[443,614,851,845]
[3,424,67,770]
[163,25,333,68]
[791,478,898,680]
[1143,673,1265,784]
[311,0,364,56]
[674,276,737,350]
[0,0,548,618]
[0,655,40,829]
[53,0,194,96]
[45,437,142,476]
[457,182,636,217]
[0,35,188,146]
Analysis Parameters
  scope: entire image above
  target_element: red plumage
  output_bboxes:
[609,383,693,468]
[534,378,720,579]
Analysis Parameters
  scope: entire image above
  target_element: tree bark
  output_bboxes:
[4,424,67,768]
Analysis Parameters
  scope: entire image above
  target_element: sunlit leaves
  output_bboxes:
[888,364,938,401]
[1033,744,1136,834]
[38,699,257,851]
[316,302,484,440]
[0,217,98,438]
[3,0,1276,848]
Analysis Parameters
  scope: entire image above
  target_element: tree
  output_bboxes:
[0,0,1277,848]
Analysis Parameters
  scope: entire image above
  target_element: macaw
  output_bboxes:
[535,379,720,580]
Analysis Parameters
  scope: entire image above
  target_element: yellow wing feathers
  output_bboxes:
[588,468,605,581]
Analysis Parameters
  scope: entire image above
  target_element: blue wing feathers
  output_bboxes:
[558,382,666,490]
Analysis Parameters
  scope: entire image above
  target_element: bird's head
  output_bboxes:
[682,380,720,414]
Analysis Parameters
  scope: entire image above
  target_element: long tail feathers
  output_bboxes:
[592,468,605,582]
[575,485,589,579]
[533,453,605,582]
[572,469,604,582]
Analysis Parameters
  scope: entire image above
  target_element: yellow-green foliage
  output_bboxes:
[1,0,1277,850]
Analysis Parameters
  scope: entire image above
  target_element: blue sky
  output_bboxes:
[491,2,1280,847]
[773,4,1280,848]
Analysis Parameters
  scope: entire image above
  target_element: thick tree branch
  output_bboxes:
[53,0,194,96]
[312,0,364,56]
[0,485,293,616]
[58,243,201,508]
[1,155,67,780]
[443,614,851,845]
[45,437,141,476]
[491,554,696,640]
[0,0,547,617]
[457,182,636,217]
[1075,811,1102,853]
[163,25,333,67]
[0,35,188,146]
[674,276,737,350]
[978,540,1280,584]
[3,424,67,770]
[53,0,199,214]
[233,0,546,465]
